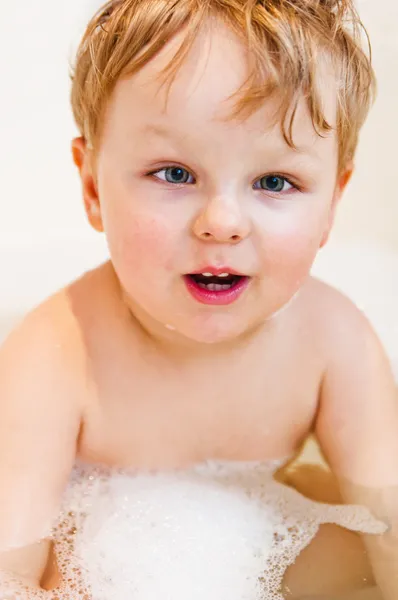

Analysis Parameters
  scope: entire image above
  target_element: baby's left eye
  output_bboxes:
[253,175,293,193]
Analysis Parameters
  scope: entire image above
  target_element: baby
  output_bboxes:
[0,0,397,598]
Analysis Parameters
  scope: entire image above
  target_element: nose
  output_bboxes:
[192,194,251,244]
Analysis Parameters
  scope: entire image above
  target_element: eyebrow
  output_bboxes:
[140,122,325,166]
[141,123,177,139]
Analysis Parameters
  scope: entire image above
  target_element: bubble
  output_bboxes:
[0,459,386,600]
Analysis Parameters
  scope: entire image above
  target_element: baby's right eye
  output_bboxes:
[151,166,195,185]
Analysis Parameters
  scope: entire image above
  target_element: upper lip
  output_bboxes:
[188,266,247,276]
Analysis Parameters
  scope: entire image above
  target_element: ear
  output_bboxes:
[320,162,354,248]
[71,137,104,232]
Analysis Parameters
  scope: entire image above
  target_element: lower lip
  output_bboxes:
[183,275,250,306]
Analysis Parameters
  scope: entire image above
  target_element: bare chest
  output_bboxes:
[79,348,322,469]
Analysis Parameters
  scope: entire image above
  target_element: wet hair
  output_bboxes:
[70,0,376,173]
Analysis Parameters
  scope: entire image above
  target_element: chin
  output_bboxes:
[176,314,262,346]
[169,294,296,345]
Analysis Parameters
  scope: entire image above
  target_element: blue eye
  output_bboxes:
[152,167,194,184]
[254,175,293,193]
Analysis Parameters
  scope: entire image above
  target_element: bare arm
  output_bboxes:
[0,298,84,591]
[0,542,51,595]
[316,297,398,599]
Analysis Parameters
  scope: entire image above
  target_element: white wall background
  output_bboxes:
[0,0,103,243]
[0,0,397,340]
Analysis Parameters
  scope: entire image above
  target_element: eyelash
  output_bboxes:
[147,165,301,194]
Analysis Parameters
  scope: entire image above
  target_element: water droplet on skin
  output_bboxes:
[266,291,300,321]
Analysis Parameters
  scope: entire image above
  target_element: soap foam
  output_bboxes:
[0,460,387,600]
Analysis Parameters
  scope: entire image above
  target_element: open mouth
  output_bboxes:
[187,273,244,291]
[183,272,250,305]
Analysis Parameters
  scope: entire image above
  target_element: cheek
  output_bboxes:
[259,209,326,280]
[98,169,181,276]
[107,212,177,275]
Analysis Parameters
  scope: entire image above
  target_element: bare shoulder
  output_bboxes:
[0,283,88,397]
[300,276,395,400]
[0,262,117,423]
[0,284,88,552]
[298,276,380,356]
[300,275,365,318]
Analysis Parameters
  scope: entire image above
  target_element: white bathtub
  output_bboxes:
[0,236,397,379]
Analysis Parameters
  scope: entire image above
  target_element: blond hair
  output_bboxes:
[70,0,376,173]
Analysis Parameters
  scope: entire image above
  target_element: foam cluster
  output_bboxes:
[0,460,387,600]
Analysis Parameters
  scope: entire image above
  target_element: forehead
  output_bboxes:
[102,20,338,156]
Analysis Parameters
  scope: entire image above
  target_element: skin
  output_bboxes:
[0,19,397,600]
[83,22,345,347]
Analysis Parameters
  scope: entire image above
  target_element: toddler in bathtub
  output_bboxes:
[0,0,398,598]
